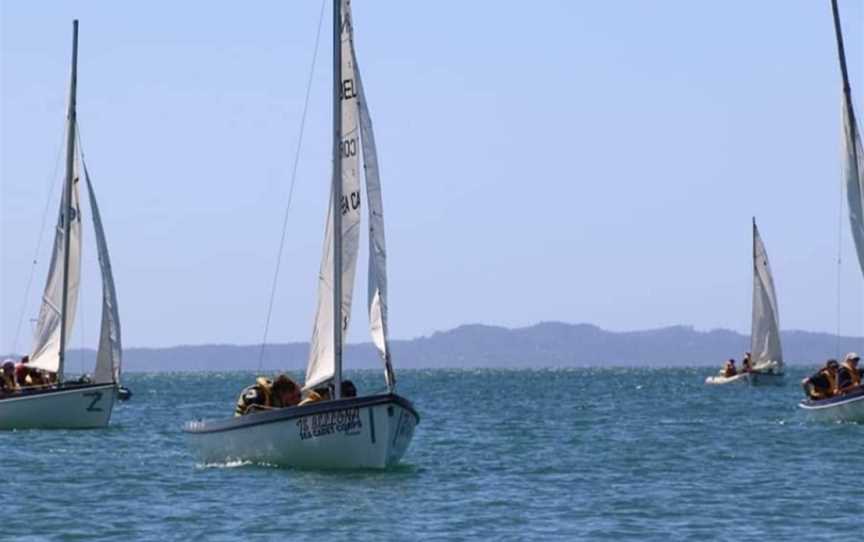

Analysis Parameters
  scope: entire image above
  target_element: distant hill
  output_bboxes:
[6,322,861,372]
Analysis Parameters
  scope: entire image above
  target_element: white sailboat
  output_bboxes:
[0,21,123,430]
[185,0,419,468]
[705,220,784,385]
[799,0,864,421]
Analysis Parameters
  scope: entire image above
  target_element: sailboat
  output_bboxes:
[799,0,864,421]
[185,0,419,468]
[0,21,124,430]
[705,220,784,385]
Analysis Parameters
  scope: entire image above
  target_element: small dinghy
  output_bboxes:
[705,220,785,386]
[799,387,864,423]
[0,21,124,430]
[798,1,864,423]
[185,0,419,468]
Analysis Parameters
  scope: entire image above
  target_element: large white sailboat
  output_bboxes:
[0,21,124,430]
[185,0,419,468]
[705,220,784,385]
[799,0,864,421]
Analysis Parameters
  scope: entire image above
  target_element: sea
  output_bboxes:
[3,368,863,541]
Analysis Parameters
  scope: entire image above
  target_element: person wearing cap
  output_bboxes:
[801,359,840,400]
[234,374,301,416]
[1,360,18,395]
[722,359,737,378]
[741,353,753,373]
[837,352,863,394]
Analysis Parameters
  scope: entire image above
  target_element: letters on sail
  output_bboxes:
[305,0,362,390]
[750,223,783,372]
[30,148,82,374]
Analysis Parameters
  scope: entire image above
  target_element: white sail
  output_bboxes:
[353,47,395,389]
[82,162,122,384]
[841,92,864,277]
[30,151,82,375]
[305,0,362,390]
[750,222,783,372]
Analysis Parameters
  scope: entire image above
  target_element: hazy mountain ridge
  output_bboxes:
[9,322,861,373]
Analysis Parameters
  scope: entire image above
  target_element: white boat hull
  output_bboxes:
[705,373,749,385]
[799,388,864,423]
[0,383,117,430]
[185,394,419,469]
[704,371,784,386]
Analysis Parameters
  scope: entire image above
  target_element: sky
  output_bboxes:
[1,1,863,354]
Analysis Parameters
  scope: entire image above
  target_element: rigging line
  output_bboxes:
[11,118,67,355]
[836,139,844,355]
[257,0,327,372]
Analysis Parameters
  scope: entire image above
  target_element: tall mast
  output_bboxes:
[332,1,343,399]
[58,19,79,382]
[832,0,857,133]
[751,217,757,355]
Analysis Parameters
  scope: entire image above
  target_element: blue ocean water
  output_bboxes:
[3,368,863,541]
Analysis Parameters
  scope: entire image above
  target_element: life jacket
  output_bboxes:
[234,377,274,416]
[1,373,16,392]
[846,365,861,386]
[810,369,838,399]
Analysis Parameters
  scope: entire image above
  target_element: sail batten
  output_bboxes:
[750,221,783,373]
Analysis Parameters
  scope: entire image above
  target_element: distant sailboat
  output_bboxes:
[799,0,864,421]
[746,219,785,384]
[0,21,124,429]
[185,0,419,468]
[706,220,784,385]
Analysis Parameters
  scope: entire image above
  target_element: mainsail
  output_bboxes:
[353,50,395,389]
[305,0,362,390]
[750,221,783,372]
[841,82,864,277]
[83,161,122,384]
[30,151,82,374]
[833,0,864,277]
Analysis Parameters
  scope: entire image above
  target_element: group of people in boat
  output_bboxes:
[801,352,862,401]
[234,373,358,416]
[0,356,57,397]
[719,352,754,377]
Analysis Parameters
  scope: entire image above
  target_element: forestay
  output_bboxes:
[30,149,82,375]
[750,222,783,372]
[352,33,395,390]
[306,0,363,390]
[83,161,122,384]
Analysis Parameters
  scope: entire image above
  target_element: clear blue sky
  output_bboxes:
[1,1,863,354]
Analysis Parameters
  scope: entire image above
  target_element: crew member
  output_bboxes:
[741,353,752,373]
[1,360,17,394]
[837,352,862,394]
[234,374,301,416]
[722,359,737,377]
[801,359,840,400]
[298,380,358,406]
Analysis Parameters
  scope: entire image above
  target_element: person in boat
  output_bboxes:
[801,359,840,400]
[837,352,862,395]
[298,380,358,406]
[14,355,30,387]
[234,374,301,416]
[1,360,18,395]
[741,353,752,373]
[722,359,737,377]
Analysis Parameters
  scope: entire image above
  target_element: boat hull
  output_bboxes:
[799,388,864,422]
[0,383,117,430]
[184,394,419,469]
[705,373,748,385]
